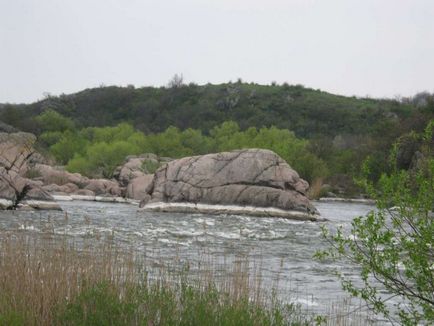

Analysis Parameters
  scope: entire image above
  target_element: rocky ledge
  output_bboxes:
[0,132,61,210]
[140,149,322,221]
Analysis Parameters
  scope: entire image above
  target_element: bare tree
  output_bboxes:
[167,73,184,88]
[0,133,35,209]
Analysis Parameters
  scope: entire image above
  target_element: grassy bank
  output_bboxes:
[0,228,379,326]
[0,232,313,326]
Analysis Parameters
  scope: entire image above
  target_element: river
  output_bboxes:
[0,200,390,323]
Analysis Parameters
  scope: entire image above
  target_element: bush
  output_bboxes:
[54,121,327,181]
[316,125,434,325]
[35,110,74,133]
[50,131,89,164]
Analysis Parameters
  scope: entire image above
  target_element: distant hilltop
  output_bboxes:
[1,82,432,139]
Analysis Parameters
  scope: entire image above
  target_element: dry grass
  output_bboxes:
[0,234,137,325]
[0,227,376,325]
[308,178,325,200]
[0,232,304,325]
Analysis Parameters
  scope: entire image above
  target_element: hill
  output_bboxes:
[1,82,429,139]
[1,82,432,196]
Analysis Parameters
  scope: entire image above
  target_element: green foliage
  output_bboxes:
[39,131,64,147]
[315,124,434,325]
[142,160,160,174]
[67,140,141,178]
[3,84,433,191]
[92,123,136,143]
[49,131,89,165]
[0,311,26,326]
[3,84,429,140]
[35,109,74,133]
[56,282,137,326]
[66,154,93,177]
[55,280,308,326]
[211,122,328,183]
[44,121,327,182]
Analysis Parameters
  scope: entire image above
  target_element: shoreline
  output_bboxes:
[140,202,327,221]
[317,197,375,205]
[2,195,375,214]
[52,194,140,205]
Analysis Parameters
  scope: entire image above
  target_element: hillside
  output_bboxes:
[1,83,432,197]
[1,82,428,139]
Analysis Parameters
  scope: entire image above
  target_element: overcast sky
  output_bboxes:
[1,0,433,103]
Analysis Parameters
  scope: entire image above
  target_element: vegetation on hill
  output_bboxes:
[1,83,433,195]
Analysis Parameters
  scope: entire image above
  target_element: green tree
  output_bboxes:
[50,131,89,164]
[35,110,75,132]
[67,141,141,178]
[315,123,434,325]
[39,131,64,147]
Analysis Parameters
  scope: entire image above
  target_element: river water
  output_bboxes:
[0,201,390,323]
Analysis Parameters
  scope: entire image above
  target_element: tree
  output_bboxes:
[35,109,74,132]
[49,131,89,164]
[315,122,434,325]
[167,73,184,88]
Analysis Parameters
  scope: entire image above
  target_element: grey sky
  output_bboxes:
[1,0,433,103]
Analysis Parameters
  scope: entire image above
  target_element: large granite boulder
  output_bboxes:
[141,149,321,220]
[0,172,61,210]
[0,132,36,175]
[0,132,61,210]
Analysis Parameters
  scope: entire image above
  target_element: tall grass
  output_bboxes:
[0,232,311,325]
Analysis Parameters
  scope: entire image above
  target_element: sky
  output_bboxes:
[1,0,434,103]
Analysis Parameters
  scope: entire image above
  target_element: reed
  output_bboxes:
[307,178,325,200]
[0,232,310,325]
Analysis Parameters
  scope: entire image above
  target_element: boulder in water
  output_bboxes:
[141,149,321,220]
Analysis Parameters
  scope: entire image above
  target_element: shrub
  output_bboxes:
[316,125,434,325]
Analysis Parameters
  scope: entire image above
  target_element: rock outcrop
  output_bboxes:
[141,149,321,220]
[34,164,90,188]
[0,132,61,210]
[0,132,35,175]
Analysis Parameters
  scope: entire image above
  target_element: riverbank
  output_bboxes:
[317,197,375,204]
[0,228,373,326]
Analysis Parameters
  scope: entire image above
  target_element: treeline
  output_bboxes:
[32,108,434,197]
[2,82,432,140]
[35,110,327,182]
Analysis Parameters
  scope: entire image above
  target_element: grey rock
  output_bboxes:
[73,189,96,196]
[126,174,154,200]
[0,132,36,175]
[0,122,19,133]
[34,164,89,188]
[84,179,121,196]
[141,149,318,217]
[113,154,160,186]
